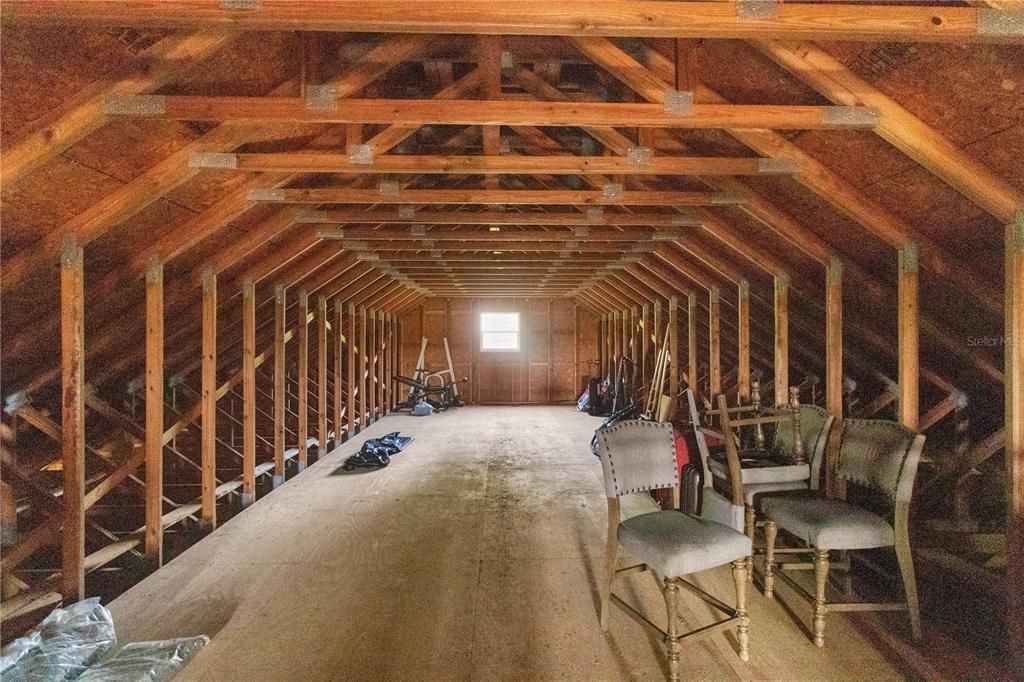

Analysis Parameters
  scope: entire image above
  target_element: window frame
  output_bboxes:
[479,311,521,353]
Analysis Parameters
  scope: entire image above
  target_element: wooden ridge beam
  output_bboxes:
[117,96,878,130]
[216,153,792,177]
[8,2,1019,44]
[342,241,656,252]
[299,209,700,226]
[254,188,736,207]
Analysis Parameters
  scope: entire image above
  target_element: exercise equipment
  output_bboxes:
[394,336,466,411]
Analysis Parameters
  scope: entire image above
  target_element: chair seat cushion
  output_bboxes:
[618,511,753,577]
[744,480,808,506]
[709,457,810,485]
[761,497,894,550]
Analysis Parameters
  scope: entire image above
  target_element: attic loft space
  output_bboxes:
[0,1,1022,679]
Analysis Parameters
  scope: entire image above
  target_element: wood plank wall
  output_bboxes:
[399,298,598,404]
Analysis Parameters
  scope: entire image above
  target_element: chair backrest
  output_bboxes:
[697,395,747,532]
[774,405,835,490]
[837,418,925,504]
[684,389,714,484]
[594,419,678,498]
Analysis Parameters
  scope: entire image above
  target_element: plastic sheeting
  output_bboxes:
[76,637,209,682]
[0,598,116,681]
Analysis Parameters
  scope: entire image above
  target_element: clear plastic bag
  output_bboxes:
[76,636,209,682]
[0,598,116,681]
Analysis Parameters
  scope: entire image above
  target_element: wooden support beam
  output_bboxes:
[347,303,357,435]
[377,311,386,416]
[273,286,286,484]
[898,244,920,430]
[825,258,845,498]
[241,280,257,507]
[297,290,309,470]
[4,30,233,186]
[754,40,1024,224]
[359,306,368,431]
[144,258,164,566]
[201,270,218,525]
[669,295,679,405]
[60,237,85,603]
[326,226,681,241]
[774,272,789,406]
[709,287,721,399]
[209,152,797,177]
[318,295,329,452]
[12,2,1017,44]
[110,95,878,130]
[259,188,732,207]
[737,279,750,402]
[1006,214,1024,671]
[302,209,702,227]
[686,293,697,393]
[334,300,344,443]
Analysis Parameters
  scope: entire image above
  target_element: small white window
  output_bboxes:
[480,312,520,352]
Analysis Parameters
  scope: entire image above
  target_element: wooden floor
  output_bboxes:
[109,406,981,681]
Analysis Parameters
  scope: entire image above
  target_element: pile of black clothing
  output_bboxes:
[341,432,414,470]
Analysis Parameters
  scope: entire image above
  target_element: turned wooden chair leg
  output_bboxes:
[731,560,750,662]
[812,548,830,647]
[599,536,619,631]
[763,520,777,599]
[744,503,756,582]
[663,578,682,681]
[896,536,923,642]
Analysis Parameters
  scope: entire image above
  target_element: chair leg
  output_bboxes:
[599,536,619,631]
[731,560,750,662]
[812,548,830,647]
[895,537,923,642]
[763,520,777,599]
[663,578,682,681]
[744,504,756,582]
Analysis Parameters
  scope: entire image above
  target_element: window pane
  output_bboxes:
[480,312,519,333]
[482,332,519,350]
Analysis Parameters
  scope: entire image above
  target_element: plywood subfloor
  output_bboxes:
[109,407,958,680]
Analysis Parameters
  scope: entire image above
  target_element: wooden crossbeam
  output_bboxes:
[342,241,656,252]
[9,2,1020,44]
[203,152,793,177]
[322,227,679,241]
[299,209,700,226]
[122,96,878,129]
[258,188,734,206]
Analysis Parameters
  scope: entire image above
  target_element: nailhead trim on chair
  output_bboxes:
[598,420,678,496]
[836,418,915,499]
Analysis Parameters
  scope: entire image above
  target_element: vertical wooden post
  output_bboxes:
[60,236,85,602]
[640,303,649,385]
[347,303,357,435]
[334,299,344,444]
[359,305,368,431]
[709,287,721,398]
[898,243,919,430]
[1005,214,1024,672]
[377,311,385,415]
[668,295,679,404]
[737,279,750,403]
[825,257,844,498]
[687,293,698,392]
[241,279,256,507]
[144,257,164,566]
[272,286,286,486]
[201,270,218,522]
[385,313,394,412]
[598,314,605,377]
[317,295,328,453]
[774,271,790,406]
[612,310,620,368]
[622,308,630,360]
[653,300,662,352]
[372,307,380,419]
[297,290,309,471]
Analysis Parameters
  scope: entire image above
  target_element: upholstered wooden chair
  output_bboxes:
[689,390,834,578]
[595,418,752,680]
[761,418,925,647]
